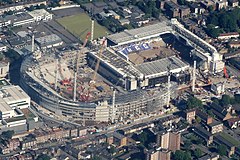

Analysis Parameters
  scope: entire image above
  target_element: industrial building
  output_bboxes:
[0,9,52,28]
[35,34,63,49]
[0,79,41,134]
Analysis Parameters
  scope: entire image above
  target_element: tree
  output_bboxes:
[208,6,214,13]
[130,0,137,5]
[234,94,240,104]
[219,14,229,29]
[195,116,201,124]
[205,24,222,38]
[186,96,203,109]
[207,110,215,118]
[172,150,191,160]
[230,154,239,160]
[217,144,227,156]
[92,156,102,160]
[183,139,191,150]
[3,49,20,62]
[109,146,116,154]
[27,5,35,11]
[2,130,14,140]
[152,8,160,19]
[221,94,231,106]
[208,14,218,26]
[194,148,202,158]
[177,0,186,5]
[36,154,50,160]
[138,132,147,144]
[38,4,46,9]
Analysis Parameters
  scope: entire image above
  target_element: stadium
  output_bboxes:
[20,19,224,125]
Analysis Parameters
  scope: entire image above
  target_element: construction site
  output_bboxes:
[19,19,236,125]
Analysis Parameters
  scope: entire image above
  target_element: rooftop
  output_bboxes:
[0,99,12,112]
[5,115,26,123]
[28,9,51,17]
[208,120,222,127]
[0,61,9,68]
[35,34,62,46]
[89,49,143,79]
[0,85,30,103]
[107,22,172,45]
[135,56,189,78]
[0,12,33,23]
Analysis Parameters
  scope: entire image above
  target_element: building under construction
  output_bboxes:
[19,19,221,125]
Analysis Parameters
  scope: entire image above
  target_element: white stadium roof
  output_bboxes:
[107,21,172,45]
[135,56,189,79]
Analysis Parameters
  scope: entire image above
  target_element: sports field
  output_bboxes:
[57,13,109,41]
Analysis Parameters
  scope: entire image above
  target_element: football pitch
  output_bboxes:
[57,13,109,41]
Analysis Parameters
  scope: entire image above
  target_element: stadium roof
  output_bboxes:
[89,49,143,79]
[135,56,189,79]
[107,21,172,45]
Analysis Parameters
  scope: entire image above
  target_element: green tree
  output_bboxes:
[2,130,14,140]
[208,6,214,13]
[183,139,192,150]
[221,94,231,106]
[92,156,102,160]
[172,150,191,160]
[36,154,50,160]
[234,94,240,104]
[138,131,147,144]
[152,8,160,19]
[219,14,229,29]
[194,148,202,158]
[217,144,227,156]
[208,14,219,26]
[108,145,116,155]
[205,24,222,38]
[3,49,20,62]
[195,116,201,124]
[186,96,203,109]
[27,5,35,11]
[130,0,137,5]
[227,18,237,32]
[230,154,239,160]
[38,4,46,9]
[177,0,186,5]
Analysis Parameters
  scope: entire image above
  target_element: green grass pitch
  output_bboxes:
[57,13,109,41]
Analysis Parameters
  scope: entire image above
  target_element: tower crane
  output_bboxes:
[92,38,106,82]
[73,32,91,101]
[81,39,106,102]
